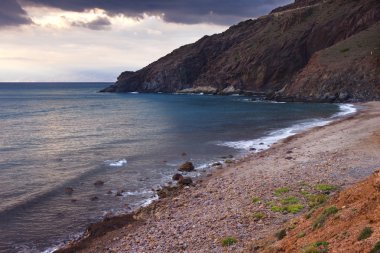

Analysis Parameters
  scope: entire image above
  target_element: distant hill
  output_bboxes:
[101,0,380,102]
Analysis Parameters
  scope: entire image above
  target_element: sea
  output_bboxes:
[0,82,356,253]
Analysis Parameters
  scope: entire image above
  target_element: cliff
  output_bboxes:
[101,0,380,102]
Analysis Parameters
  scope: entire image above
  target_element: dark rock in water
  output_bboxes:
[212,162,222,167]
[181,152,187,156]
[107,190,113,195]
[94,180,104,186]
[259,143,264,145]
[250,147,257,151]
[178,177,193,186]
[70,199,77,203]
[179,161,195,172]
[64,187,74,195]
[91,196,99,201]
[115,190,124,197]
[172,173,184,181]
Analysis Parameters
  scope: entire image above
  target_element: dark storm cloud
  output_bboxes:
[21,0,292,25]
[0,0,32,27]
[71,17,111,30]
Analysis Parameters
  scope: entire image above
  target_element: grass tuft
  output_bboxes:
[370,241,380,253]
[221,237,237,247]
[307,194,328,208]
[275,229,286,240]
[252,197,261,203]
[252,212,266,220]
[358,227,373,241]
[313,206,339,229]
[315,184,337,192]
[281,196,299,205]
[275,187,290,196]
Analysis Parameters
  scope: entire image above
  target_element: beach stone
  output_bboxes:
[94,180,104,186]
[172,173,184,181]
[178,177,193,186]
[178,162,195,172]
[64,187,74,195]
[212,162,222,167]
[250,147,257,151]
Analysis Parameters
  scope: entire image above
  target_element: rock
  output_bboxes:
[115,190,124,196]
[91,196,99,201]
[285,156,293,160]
[181,152,187,156]
[94,180,104,186]
[64,187,74,195]
[172,173,184,181]
[178,162,195,172]
[71,199,77,203]
[212,162,222,167]
[178,177,193,186]
[250,147,257,151]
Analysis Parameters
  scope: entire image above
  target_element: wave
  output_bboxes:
[105,159,127,167]
[219,104,356,151]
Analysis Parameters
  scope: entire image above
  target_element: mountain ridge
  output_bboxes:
[101,0,380,102]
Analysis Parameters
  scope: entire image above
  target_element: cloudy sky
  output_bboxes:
[0,0,291,82]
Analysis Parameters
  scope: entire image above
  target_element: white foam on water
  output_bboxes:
[121,189,153,197]
[105,159,127,167]
[219,104,356,151]
[129,91,139,94]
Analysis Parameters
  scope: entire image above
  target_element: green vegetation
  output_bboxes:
[252,197,261,203]
[224,159,234,164]
[252,212,266,220]
[275,229,286,240]
[302,241,329,253]
[280,196,299,205]
[307,194,328,208]
[275,187,290,196]
[370,241,380,253]
[313,206,339,229]
[271,204,304,213]
[340,48,350,53]
[287,204,304,213]
[358,227,373,241]
[297,232,306,238]
[221,236,237,246]
[315,184,337,192]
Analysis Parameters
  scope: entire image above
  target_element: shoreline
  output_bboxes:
[54,101,380,253]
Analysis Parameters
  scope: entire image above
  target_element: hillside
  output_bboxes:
[257,169,380,253]
[101,0,380,102]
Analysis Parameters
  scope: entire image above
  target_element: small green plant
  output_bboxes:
[275,187,290,196]
[340,48,350,53]
[297,232,306,238]
[307,194,328,208]
[370,241,380,253]
[275,229,286,240]
[266,201,275,207]
[287,204,304,213]
[281,196,299,205]
[302,241,329,253]
[252,197,261,203]
[315,184,337,192]
[358,227,373,241]
[271,205,286,212]
[224,159,234,164]
[221,236,237,246]
[313,206,339,229]
[252,212,266,220]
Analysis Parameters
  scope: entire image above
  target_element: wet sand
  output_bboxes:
[56,101,380,253]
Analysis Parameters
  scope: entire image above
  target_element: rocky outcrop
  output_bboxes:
[101,0,380,102]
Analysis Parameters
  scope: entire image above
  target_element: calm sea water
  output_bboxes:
[0,83,344,252]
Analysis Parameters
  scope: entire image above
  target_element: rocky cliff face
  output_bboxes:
[101,0,380,102]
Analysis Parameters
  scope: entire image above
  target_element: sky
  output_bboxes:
[0,0,291,82]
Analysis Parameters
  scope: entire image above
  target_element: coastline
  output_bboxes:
[54,101,380,253]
